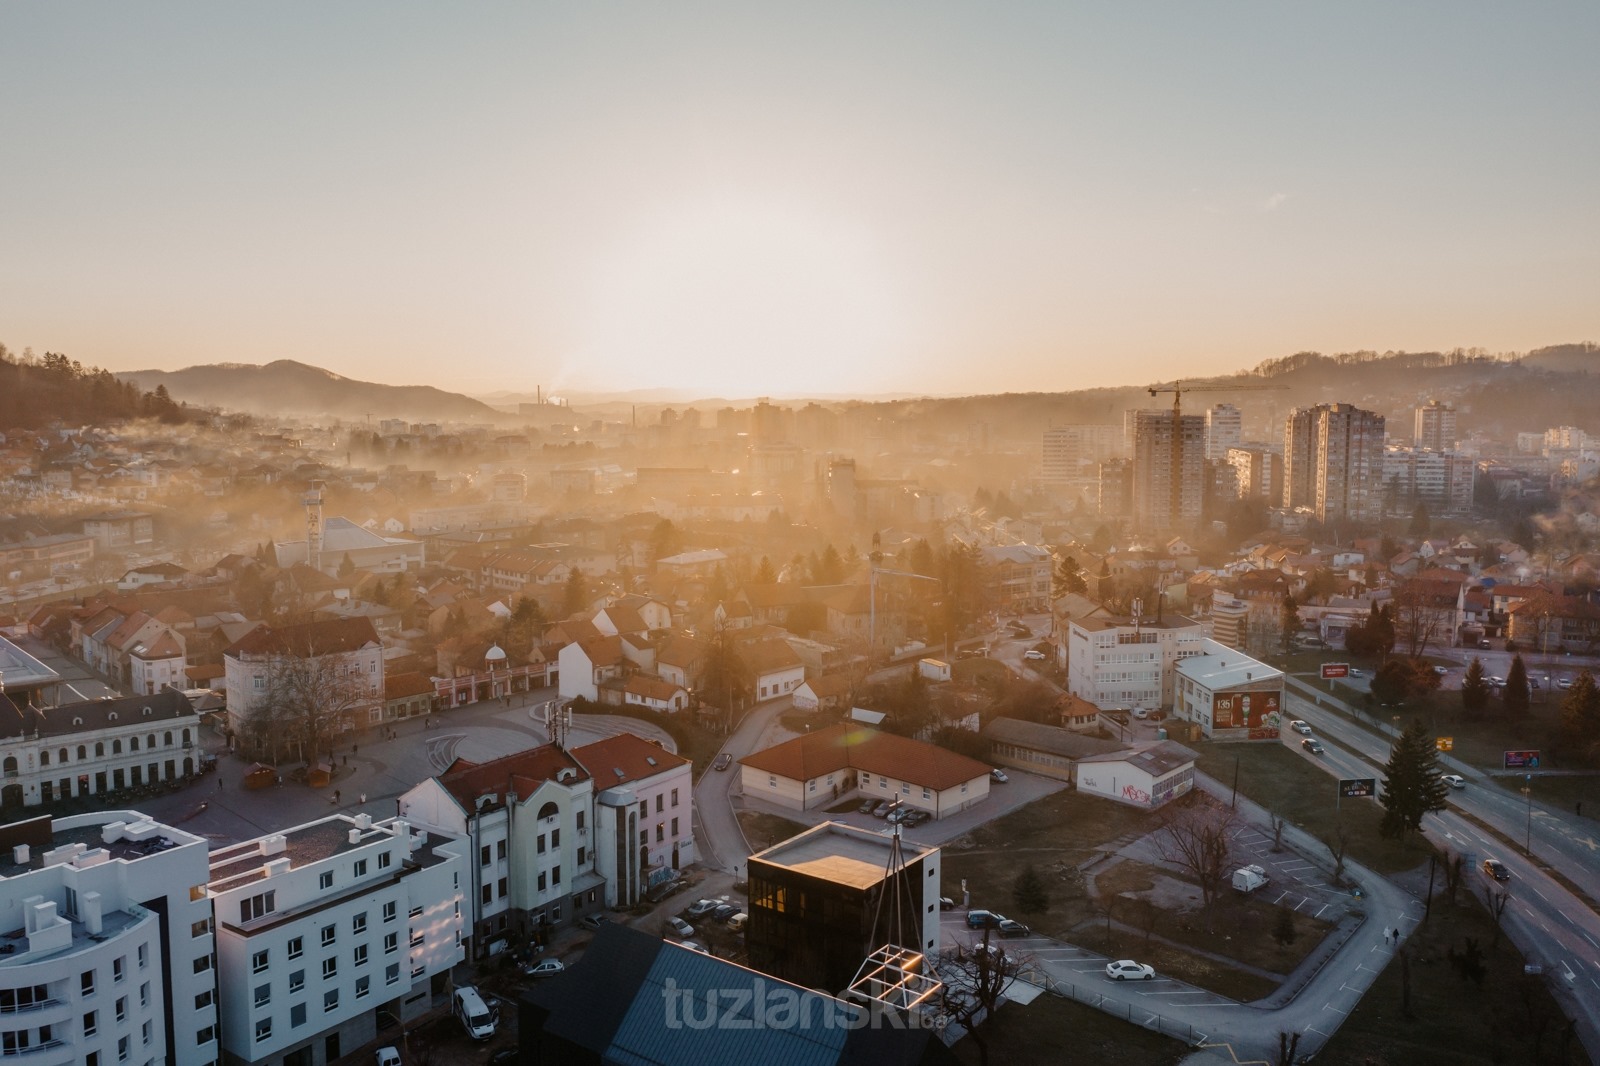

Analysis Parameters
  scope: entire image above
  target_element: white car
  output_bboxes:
[1558,677,1574,690]
[1289,720,1313,736]
[1488,676,1506,687]
[666,916,695,939]
[1441,774,1466,790]
[1105,959,1155,981]
[522,958,565,978]
[1023,650,1046,661]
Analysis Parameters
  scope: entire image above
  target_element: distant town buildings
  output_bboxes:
[1282,403,1386,523]
[1413,400,1457,451]
[1204,403,1243,460]
[1130,410,1205,532]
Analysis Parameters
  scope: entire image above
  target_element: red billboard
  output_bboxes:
[1213,690,1282,737]
[1320,663,1350,679]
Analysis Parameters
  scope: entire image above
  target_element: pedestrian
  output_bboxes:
[334,789,341,804]
[342,755,348,767]
[218,778,223,792]
[360,793,367,804]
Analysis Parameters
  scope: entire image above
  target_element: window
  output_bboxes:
[288,970,304,993]
[81,971,96,996]
[383,901,397,922]
[194,955,211,975]
[251,950,269,974]
[384,933,398,954]
[496,840,507,860]
[480,845,491,866]
[481,884,492,905]
[386,963,400,985]
[537,834,546,854]
[354,859,367,877]
[84,1011,98,1037]
[672,787,679,806]
[671,817,679,836]
[354,944,368,966]
[319,871,334,890]
[287,936,303,959]
[656,824,665,842]
[240,890,275,923]
[320,924,336,947]
[194,990,212,1011]
[352,912,367,934]
[498,876,508,898]
[639,801,647,819]
[254,1018,271,1043]
[808,780,817,793]
[253,984,269,1008]
[922,786,931,799]
[290,1003,307,1028]
[655,794,663,813]
[409,905,422,919]
[537,872,546,892]
[768,774,777,788]
[252,676,265,692]
[191,918,211,938]
[139,982,149,1008]
[196,1027,214,1046]
[323,989,339,1011]
[577,846,586,865]
[379,850,392,868]
[576,810,585,831]
[118,1035,129,1062]
[356,975,370,999]
[142,1020,151,1046]
[113,956,125,982]
[115,995,126,1021]
[553,865,561,885]
[322,957,337,979]
[409,929,423,946]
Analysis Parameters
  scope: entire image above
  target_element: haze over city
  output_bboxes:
[3,2,1597,399]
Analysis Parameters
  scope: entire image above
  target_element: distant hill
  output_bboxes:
[1520,343,1600,374]
[118,360,501,422]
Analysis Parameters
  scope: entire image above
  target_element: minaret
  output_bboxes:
[303,482,325,571]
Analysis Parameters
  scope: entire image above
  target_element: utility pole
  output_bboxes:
[1523,774,1533,856]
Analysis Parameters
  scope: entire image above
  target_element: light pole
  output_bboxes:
[1522,775,1533,856]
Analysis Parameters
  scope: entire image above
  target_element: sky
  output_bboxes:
[2,3,1597,400]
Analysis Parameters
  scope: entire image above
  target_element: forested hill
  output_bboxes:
[0,348,186,429]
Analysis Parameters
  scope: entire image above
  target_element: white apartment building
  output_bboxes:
[1382,448,1475,515]
[1282,403,1386,523]
[1041,425,1122,483]
[1226,445,1282,503]
[1066,612,1205,713]
[571,733,696,908]
[206,814,466,1066]
[1204,404,1243,460]
[397,743,602,959]
[223,618,385,746]
[1413,400,1457,451]
[0,811,219,1066]
[0,690,206,809]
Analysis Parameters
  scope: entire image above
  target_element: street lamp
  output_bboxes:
[1522,775,1533,856]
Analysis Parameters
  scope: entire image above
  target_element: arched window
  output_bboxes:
[112,740,122,755]
[40,751,50,767]
[95,743,104,758]
[537,802,560,821]
[182,729,192,745]
[130,737,140,751]
[2,756,16,775]
[59,749,68,765]
[164,731,173,747]
[77,746,87,761]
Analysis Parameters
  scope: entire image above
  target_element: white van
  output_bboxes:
[727,912,748,933]
[453,985,498,1040]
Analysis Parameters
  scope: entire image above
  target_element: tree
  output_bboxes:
[1461,657,1490,718]
[1558,670,1600,764]
[1280,593,1301,652]
[753,556,777,584]
[1504,654,1531,718]
[1380,719,1451,839]
[1409,502,1432,536]
[1273,908,1297,949]
[1345,602,1395,660]
[1371,657,1437,706]
[562,569,589,617]
[1393,580,1452,660]
[1154,797,1235,909]
[937,928,1019,1066]
[1325,820,1351,884]
[1301,567,1338,604]
[1011,864,1049,917]
[1053,554,1088,597]
[812,544,846,584]
[337,553,356,579]
[240,644,374,766]
[648,519,682,568]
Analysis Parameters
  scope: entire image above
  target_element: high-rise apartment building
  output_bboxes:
[1282,404,1386,523]
[1226,446,1283,503]
[1413,400,1457,451]
[1042,425,1122,483]
[1131,411,1205,532]
[1205,404,1243,460]
[1096,458,1132,518]
[1382,448,1475,514]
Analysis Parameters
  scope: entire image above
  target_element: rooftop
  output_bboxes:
[1175,644,1283,690]
[750,821,936,891]
[0,636,59,691]
[1071,612,1201,633]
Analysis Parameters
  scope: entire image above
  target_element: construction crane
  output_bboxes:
[1140,381,1288,530]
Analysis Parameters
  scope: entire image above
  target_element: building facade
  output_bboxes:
[1282,403,1386,523]
[1065,613,1205,713]
[1382,448,1475,515]
[1204,404,1242,461]
[570,733,696,907]
[1413,400,1457,451]
[1172,640,1285,740]
[1131,411,1205,532]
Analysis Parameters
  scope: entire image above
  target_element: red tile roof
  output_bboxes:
[385,671,436,700]
[571,731,689,786]
[225,616,381,658]
[437,743,589,810]
[739,723,990,791]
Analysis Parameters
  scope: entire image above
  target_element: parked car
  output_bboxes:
[522,958,565,978]
[713,753,733,771]
[1131,707,1151,720]
[1433,665,1449,675]
[1558,677,1574,690]
[858,798,878,814]
[997,920,1030,938]
[646,878,688,904]
[887,806,911,824]
[1488,676,1505,687]
[872,800,897,818]
[1289,720,1313,736]
[1023,649,1046,661]
[966,910,1006,929]
[685,899,720,918]
[580,914,610,931]
[902,809,930,827]
[376,1049,403,1066]
[990,768,1009,784]
[1478,639,1493,649]
[711,904,739,923]
[1349,668,1364,677]
[488,1051,520,1066]
[939,896,956,910]
[1441,774,1466,790]
[1301,739,1325,755]
[666,916,696,938]
[1482,858,1511,883]
[1105,960,1155,981]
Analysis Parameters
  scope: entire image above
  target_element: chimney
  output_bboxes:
[347,829,362,846]
[83,891,103,936]
[264,858,291,879]
[258,835,286,857]
[12,844,28,865]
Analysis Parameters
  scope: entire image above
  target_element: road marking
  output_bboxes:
[1315,903,1330,918]
[1531,885,1548,901]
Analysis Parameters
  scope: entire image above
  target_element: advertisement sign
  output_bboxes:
[1213,689,1284,738]
[1503,749,1541,770]
[1339,778,1377,799]
[1436,737,1454,752]
[1320,663,1350,679]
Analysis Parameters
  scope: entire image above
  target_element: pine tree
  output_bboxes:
[1011,863,1049,916]
[1558,671,1600,764]
[1273,907,1297,948]
[1504,654,1531,718]
[1054,555,1088,596]
[753,556,777,584]
[1280,593,1299,651]
[1461,657,1489,718]
[1380,720,1451,839]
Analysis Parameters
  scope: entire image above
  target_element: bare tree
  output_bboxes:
[1268,806,1287,852]
[1155,797,1236,909]
[240,644,376,766]
[1393,579,1454,660]
[938,929,1023,1066]
[1486,886,1512,948]
[1324,820,1351,885]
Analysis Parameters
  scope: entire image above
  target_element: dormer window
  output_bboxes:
[142,707,152,716]
[108,712,118,722]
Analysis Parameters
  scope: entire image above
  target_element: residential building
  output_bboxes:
[0,810,219,1066]
[396,743,600,958]
[977,544,1053,613]
[746,821,942,994]
[1204,404,1243,461]
[1041,425,1122,483]
[1130,410,1205,532]
[0,689,206,809]
[981,717,1125,785]
[1226,445,1282,503]
[792,673,853,713]
[738,637,806,702]
[223,619,385,744]
[737,724,991,818]
[556,636,622,703]
[572,733,696,905]
[80,512,154,551]
[1172,639,1285,739]
[1065,612,1205,713]
[1282,403,1386,523]
[1075,740,1198,808]
[1381,448,1475,515]
[206,814,466,1065]
[1096,457,1133,519]
[1414,400,1457,451]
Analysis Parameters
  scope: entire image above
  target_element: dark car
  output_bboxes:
[1483,858,1512,883]
[1301,739,1325,755]
[997,920,1030,938]
[858,798,878,814]
[902,809,930,828]
[711,904,739,923]
[712,753,733,771]
[872,800,897,818]
[488,1051,520,1066]
[966,910,1006,929]
[645,878,688,904]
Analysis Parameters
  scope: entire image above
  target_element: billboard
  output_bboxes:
[1213,689,1283,739]
[1436,737,1454,752]
[1503,750,1541,770]
[1339,778,1377,799]
[1320,663,1350,679]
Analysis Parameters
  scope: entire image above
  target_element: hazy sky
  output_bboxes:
[3,4,1597,399]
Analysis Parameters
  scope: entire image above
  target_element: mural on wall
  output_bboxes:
[1212,689,1283,739]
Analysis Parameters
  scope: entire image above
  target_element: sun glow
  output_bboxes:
[572,197,909,396]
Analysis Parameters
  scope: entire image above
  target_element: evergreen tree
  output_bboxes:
[1011,863,1049,916]
[1054,554,1088,596]
[753,556,777,584]
[1409,503,1432,536]
[1461,657,1490,718]
[562,569,589,617]
[1558,671,1600,764]
[1380,720,1450,839]
[1273,907,1298,948]
[1280,593,1299,651]
[815,544,846,584]
[908,538,936,578]
[337,553,356,578]
[1504,654,1531,718]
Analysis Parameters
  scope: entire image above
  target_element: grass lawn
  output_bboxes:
[736,811,810,851]
[1319,891,1590,1065]
[952,657,1011,686]
[952,998,1188,1066]
[1193,741,1432,876]
[1517,773,1600,819]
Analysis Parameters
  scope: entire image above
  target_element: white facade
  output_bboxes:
[1066,615,1205,712]
[1204,404,1243,461]
[0,811,219,1066]
[1041,425,1122,483]
[572,735,697,907]
[206,814,465,1066]
[1173,639,1286,739]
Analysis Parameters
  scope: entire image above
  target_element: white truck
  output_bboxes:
[1232,864,1269,893]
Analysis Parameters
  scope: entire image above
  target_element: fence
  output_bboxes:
[1015,968,1201,1045]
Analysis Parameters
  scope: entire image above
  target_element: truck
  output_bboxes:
[1232,865,1270,894]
